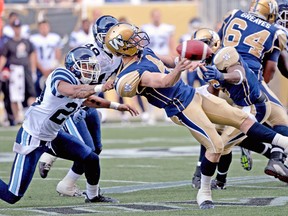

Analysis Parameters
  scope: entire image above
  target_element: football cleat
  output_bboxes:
[211,179,226,190]
[240,147,253,171]
[199,200,215,210]
[197,188,214,209]
[38,153,57,178]
[38,162,52,179]
[56,181,84,197]
[191,175,201,189]
[84,192,119,203]
[264,159,288,183]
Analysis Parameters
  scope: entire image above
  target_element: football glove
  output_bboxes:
[73,108,87,123]
[200,65,224,84]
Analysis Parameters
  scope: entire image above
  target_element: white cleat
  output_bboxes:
[56,181,84,197]
[197,189,215,209]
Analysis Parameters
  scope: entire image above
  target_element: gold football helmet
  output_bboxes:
[249,0,279,23]
[105,23,150,57]
[192,28,221,53]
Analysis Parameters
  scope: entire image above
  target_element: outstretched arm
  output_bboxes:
[83,95,139,116]
[140,58,200,88]
[57,80,114,99]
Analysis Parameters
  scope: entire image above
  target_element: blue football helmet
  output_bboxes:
[65,47,101,84]
[92,15,118,48]
[277,0,288,28]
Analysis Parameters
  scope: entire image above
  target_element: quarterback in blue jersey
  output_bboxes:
[105,22,288,209]
[0,46,138,204]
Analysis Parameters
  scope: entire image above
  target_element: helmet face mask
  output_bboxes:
[277,0,288,28]
[93,15,118,48]
[65,47,101,84]
[105,23,150,56]
[249,0,279,23]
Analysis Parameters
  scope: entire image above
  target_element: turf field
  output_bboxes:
[0,122,288,216]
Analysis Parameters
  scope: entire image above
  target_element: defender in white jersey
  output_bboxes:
[30,20,63,96]
[38,15,123,197]
[0,46,138,204]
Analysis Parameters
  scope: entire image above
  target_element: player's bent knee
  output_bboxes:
[6,194,21,204]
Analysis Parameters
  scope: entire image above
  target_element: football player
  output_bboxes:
[191,27,288,190]
[217,0,288,185]
[0,46,138,204]
[105,22,288,209]
[265,0,288,80]
[38,15,123,197]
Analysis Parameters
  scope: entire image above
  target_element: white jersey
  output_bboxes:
[69,29,94,48]
[141,23,175,55]
[275,24,288,52]
[3,24,30,39]
[84,43,122,84]
[23,68,84,141]
[30,32,62,70]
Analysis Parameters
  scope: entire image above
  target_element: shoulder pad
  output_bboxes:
[115,71,141,97]
[213,47,240,71]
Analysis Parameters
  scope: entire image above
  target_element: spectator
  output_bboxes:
[141,8,176,56]
[0,19,36,124]
[69,18,94,49]
[30,19,62,96]
[3,12,30,39]
[0,19,14,126]
[179,17,202,43]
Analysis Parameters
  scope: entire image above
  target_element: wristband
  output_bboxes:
[109,102,120,110]
[233,69,244,85]
[94,84,103,93]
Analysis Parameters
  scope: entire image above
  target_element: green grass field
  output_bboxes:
[0,123,288,216]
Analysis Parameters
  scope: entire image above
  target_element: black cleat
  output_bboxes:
[199,200,215,209]
[191,175,201,189]
[38,162,52,179]
[211,179,226,190]
[84,192,119,203]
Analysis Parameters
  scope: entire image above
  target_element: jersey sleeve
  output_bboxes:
[50,68,78,97]
[274,29,287,51]
[115,70,141,97]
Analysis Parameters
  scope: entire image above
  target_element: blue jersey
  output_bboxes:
[220,55,263,107]
[114,48,195,117]
[218,9,286,79]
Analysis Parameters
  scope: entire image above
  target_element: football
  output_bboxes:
[176,40,213,61]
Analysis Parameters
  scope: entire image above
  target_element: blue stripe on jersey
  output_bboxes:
[51,68,78,96]
[9,154,25,195]
[64,118,83,142]
[10,129,30,194]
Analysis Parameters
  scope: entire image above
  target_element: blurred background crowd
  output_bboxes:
[0,0,286,126]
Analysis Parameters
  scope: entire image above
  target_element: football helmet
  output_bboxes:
[249,0,279,23]
[192,28,221,53]
[65,47,101,84]
[277,0,288,28]
[93,15,118,48]
[105,23,150,56]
